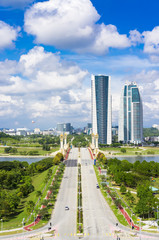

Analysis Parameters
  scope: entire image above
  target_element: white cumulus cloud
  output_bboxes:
[0,46,90,127]
[24,0,135,54]
[143,26,159,54]
[0,21,20,49]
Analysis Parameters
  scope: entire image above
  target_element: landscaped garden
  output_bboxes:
[0,152,64,233]
[94,152,159,230]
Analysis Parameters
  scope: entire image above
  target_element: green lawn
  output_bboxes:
[99,146,159,156]
[0,146,59,156]
[2,165,58,230]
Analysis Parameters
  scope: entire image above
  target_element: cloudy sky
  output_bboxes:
[0,0,159,129]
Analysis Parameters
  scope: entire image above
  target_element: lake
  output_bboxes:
[114,155,159,163]
[0,155,159,164]
[0,156,45,164]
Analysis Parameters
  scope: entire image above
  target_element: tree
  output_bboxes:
[36,191,42,198]
[136,183,157,218]
[126,190,135,206]
[39,207,49,219]
[120,185,127,194]
[26,201,35,214]
[4,147,17,154]
[114,198,122,207]
[121,148,126,153]
[42,144,50,151]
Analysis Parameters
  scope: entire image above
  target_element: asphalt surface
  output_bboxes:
[81,148,117,240]
[51,148,78,239]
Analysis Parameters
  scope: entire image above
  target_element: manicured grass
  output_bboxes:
[2,166,58,230]
[99,146,159,156]
[0,146,59,156]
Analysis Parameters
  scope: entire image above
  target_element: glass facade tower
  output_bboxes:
[91,75,112,144]
[118,82,143,143]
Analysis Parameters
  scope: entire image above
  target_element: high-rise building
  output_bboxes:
[118,82,143,143]
[91,75,112,144]
[56,123,72,134]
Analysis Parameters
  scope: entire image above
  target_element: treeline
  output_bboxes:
[38,136,60,145]
[0,153,63,218]
[97,152,159,178]
[97,152,159,218]
[143,127,159,137]
[72,134,89,147]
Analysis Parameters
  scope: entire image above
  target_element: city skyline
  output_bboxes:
[0,0,159,128]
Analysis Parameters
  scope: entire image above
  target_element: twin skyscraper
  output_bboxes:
[91,75,143,145]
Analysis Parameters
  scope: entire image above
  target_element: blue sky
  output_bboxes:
[0,0,159,129]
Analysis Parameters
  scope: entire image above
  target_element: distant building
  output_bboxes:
[56,123,72,134]
[145,136,159,142]
[91,75,112,144]
[34,128,41,135]
[112,126,118,136]
[4,129,16,136]
[16,128,28,136]
[118,82,143,144]
[83,123,92,135]
[42,129,55,135]
[87,123,92,135]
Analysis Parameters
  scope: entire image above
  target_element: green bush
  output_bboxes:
[120,148,126,153]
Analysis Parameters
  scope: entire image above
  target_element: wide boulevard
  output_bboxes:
[1,148,159,240]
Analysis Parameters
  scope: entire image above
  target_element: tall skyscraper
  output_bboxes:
[118,82,143,143]
[91,75,112,144]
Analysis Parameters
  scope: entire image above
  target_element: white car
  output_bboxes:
[65,206,69,210]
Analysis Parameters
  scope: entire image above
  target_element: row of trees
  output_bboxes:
[72,134,89,147]
[97,152,159,218]
[97,152,159,178]
[0,153,64,219]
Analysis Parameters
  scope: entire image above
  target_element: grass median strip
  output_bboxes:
[77,163,83,234]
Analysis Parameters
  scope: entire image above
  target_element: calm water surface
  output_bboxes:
[0,157,45,164]
[0,155,159,164]
[114,155,159,163]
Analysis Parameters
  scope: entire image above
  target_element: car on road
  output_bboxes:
[96,184,100,188]
[65,206,69,210]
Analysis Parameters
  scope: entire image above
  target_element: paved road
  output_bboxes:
[51,148,78,239]
[81,148,116,240]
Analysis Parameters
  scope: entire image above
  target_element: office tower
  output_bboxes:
[118,82,143,143]
[56,123,72,134]
[91,75,112,144]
